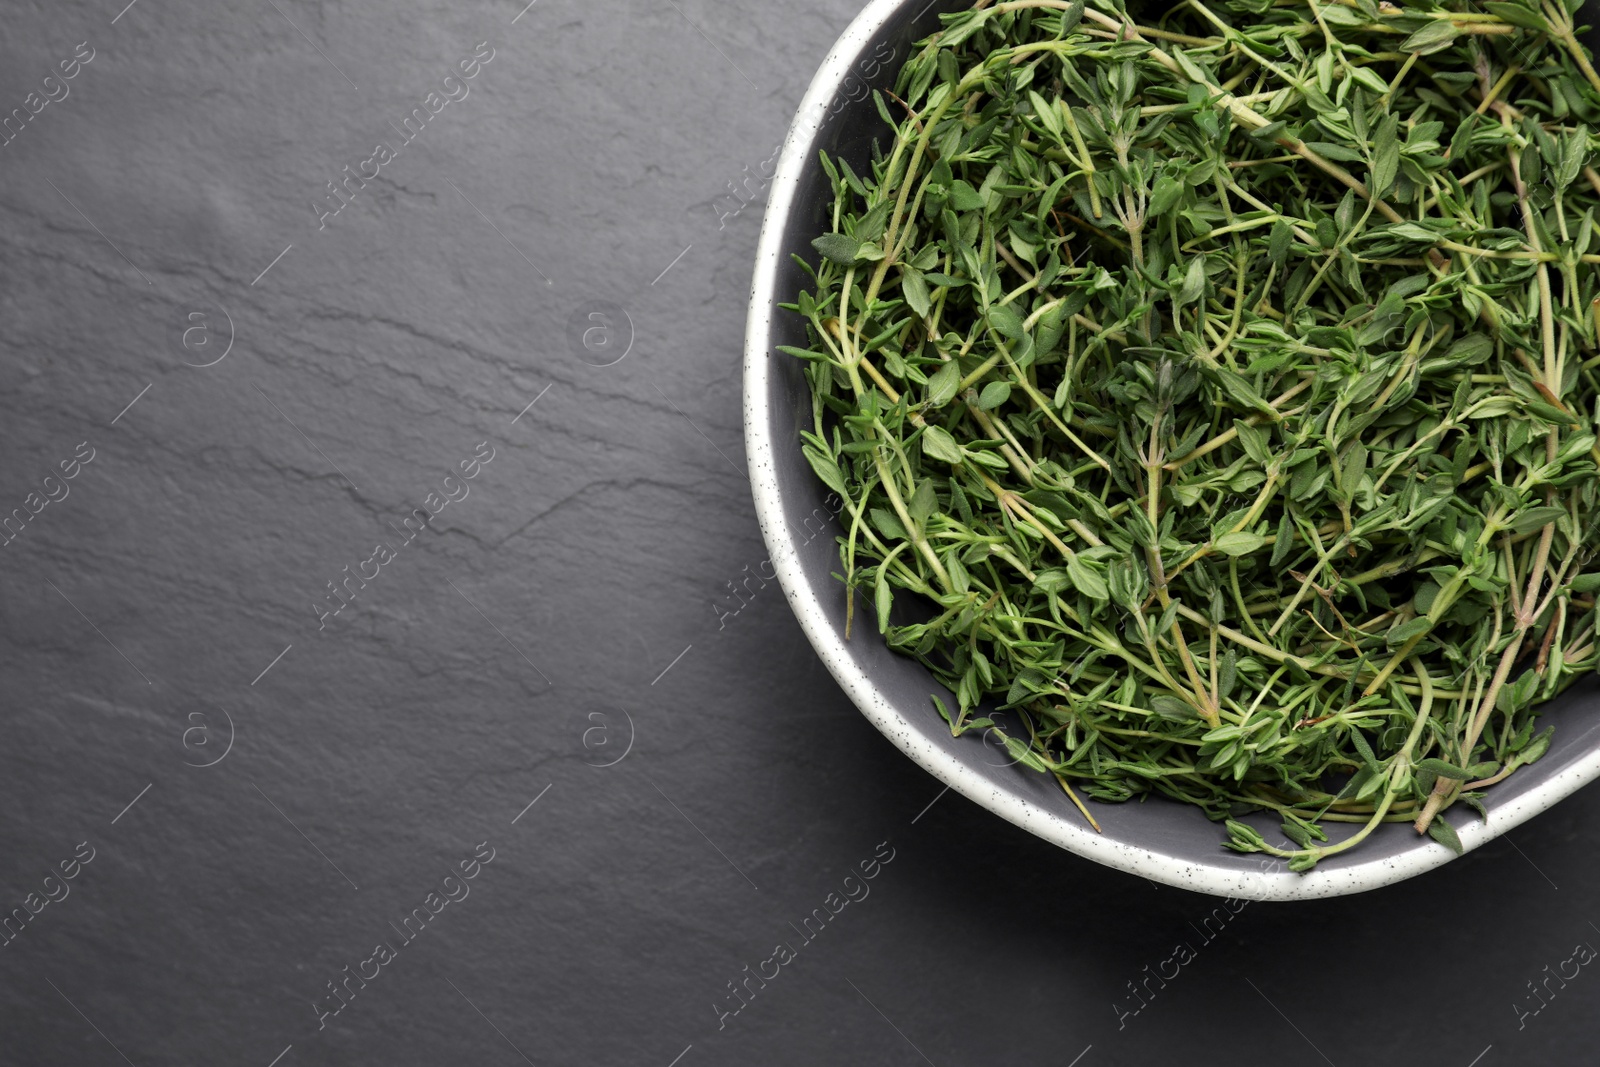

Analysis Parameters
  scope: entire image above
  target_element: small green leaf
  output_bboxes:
[908,479,936,524]
[1234,419,1272,466]
[1387,616,1433,647]
[874,568,893,632]
[1149,693,1198,720]
[1427,815,1465,855]
[939,8,995,48]
[802,445,849,498]
[1498,668,1540,713]
[869,507,908,541]
[1268,219,1292,267]
[901,268,932,318]
[1002,732,1051,771]
[1225,819,1266,851]
[921,424,965,464]
[1027,89,1062,139]
[1219,647,1238,700]
[1065,554,1110,600]
[855,202,892,243]
[1400,19,1461,55]
[1305,141,1367,163]
[1518,727,1555,765]
[1210,366,1275,416]
[1171,45,1210,86]
[1371,114,1401,194]
[1387,221,1445,243]
[977,381,1012,410]
[1149,175,1183,217]
[986,303,1025,341]
[1511,506,1565,533]
[925,360,962,408]
[1415,758,1471,780]
[1484,2,1548,31]
[1349,728,1378,769]
[1568,573,1600,594]
[1214,531,1267,557]
[1445,334,1494,366]
[1350,65,1391,96]
[948,179,983,212]
[812,233,863,265]
[1177,256,1208,305]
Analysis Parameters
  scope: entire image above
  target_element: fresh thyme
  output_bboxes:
[781,0,1600,868]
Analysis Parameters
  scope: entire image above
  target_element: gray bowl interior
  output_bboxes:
[750,0,1600,896]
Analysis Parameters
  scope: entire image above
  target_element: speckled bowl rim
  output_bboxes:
[743,0,1600,899]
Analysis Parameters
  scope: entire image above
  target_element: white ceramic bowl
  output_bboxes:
[743,0,1600,899]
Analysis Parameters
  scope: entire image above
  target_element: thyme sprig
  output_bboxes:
[782,0,1600,868]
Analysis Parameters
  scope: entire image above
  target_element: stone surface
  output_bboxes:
[0,1,1596,1064]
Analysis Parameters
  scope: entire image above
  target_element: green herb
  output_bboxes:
[782,0,1600,869]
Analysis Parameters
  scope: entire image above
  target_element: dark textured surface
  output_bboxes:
[0,2,1596,1065]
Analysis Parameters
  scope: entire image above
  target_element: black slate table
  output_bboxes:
[1,2,1595,1065]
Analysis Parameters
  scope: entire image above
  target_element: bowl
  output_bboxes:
[744,0,1600,899]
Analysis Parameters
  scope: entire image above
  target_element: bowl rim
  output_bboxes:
[742,0,1600,899]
